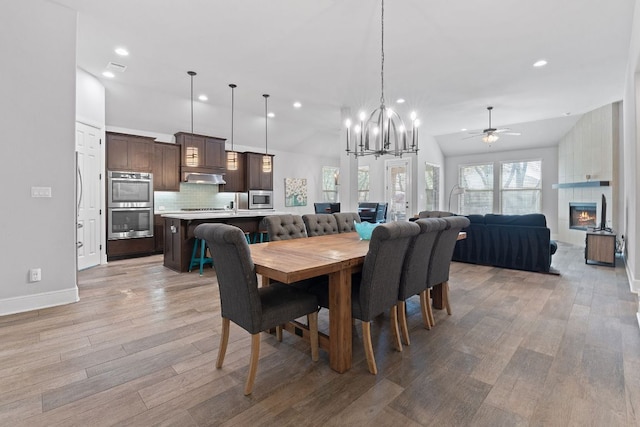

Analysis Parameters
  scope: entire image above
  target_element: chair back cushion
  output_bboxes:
[302,213,339,236]
[427,216,471,286]
[333,212,361,233]
[398,218,448,300]
[355,221,420,321]
[194,224,262,332]
[262,214,308,241]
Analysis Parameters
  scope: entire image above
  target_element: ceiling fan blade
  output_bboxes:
[502,132,521,136]
[493,128,512,133]
[463,134,483,140]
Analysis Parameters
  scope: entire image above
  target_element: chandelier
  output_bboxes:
[345,0,419,158]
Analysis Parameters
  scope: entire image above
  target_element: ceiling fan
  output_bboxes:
[465,106,521,144]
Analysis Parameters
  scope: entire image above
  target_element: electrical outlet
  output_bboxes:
[31,187,52,198]
[29,268,42,282]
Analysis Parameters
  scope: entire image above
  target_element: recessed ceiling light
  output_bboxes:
[533,59,548,68]
[267,112,275,118]
[293,101,302,108]
[564,112,571,116]
[461,128,467,132]
[102,71,115,78]
[198,94,208,101]
[396,98,405,104]
[115,47,129,56]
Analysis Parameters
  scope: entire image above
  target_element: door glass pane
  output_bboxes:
[389,163,408,221]
[358,166,370,202]
[424,163,440,211]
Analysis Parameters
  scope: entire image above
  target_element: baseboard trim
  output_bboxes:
[0,287,79,317]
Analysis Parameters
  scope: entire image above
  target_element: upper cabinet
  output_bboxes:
[106,132,154,172]
[174,132,225,180]
[153,142,180,191]
[220,151,246,193]
[246,152,274,190]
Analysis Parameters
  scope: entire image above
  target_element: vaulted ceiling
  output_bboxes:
[55,0,635,157]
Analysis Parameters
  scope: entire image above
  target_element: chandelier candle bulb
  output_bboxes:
[345,119,352,152]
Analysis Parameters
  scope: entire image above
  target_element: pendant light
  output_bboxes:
[226,84,238,171]
[185,71,198,167]
[344,0,419,158]
[262,94,272,173]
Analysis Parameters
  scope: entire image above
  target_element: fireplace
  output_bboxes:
[569,202,597,230]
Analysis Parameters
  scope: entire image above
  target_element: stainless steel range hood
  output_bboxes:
[184,173,226,185]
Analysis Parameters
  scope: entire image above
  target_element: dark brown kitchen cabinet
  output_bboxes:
[154,215,164,253]
[246,152,274,190]
[220,151,246,192]
[175,132,226,171]
[163,217,187,272]
[106,132,154,172]
[107,237,155,260]
[153,142,180,191]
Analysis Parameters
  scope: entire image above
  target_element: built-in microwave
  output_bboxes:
[107,171,153,208]
[239,190,273,210]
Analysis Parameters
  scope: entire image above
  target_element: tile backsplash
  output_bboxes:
[154,183,236,212]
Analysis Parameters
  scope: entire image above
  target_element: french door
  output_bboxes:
[385,158,412,221]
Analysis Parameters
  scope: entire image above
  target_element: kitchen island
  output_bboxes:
[161,210,290,272]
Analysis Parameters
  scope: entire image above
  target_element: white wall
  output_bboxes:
[622,0,640,303]
[445,146,559,236]
[0,1,78,315]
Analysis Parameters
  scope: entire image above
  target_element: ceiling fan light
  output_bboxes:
[482,134,499,144]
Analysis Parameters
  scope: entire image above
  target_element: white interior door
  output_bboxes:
[385,158,412,221]
[76,122,102,270]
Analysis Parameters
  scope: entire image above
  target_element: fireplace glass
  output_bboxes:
[569,202,597,230]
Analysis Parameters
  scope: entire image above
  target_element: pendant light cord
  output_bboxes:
[187,71,196,135]
[263,94,269,155]
[380,0,385,106]
[229,84,236,151]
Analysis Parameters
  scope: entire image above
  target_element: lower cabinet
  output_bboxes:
[154,215,164,253]
[107,237,155,260]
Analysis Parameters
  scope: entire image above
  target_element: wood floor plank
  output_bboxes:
[0,244,637,426]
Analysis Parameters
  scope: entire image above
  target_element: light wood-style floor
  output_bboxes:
[1,242,639,426]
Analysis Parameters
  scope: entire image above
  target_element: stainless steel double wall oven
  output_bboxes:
[107,171,154,240]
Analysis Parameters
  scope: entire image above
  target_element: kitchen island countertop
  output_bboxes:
[160,210,291,220]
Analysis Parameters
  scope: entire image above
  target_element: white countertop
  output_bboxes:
[159,210,291,220]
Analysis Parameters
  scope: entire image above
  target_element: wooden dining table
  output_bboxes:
[249,231,464,373]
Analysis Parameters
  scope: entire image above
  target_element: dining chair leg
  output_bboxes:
[426,288,436,326]
[397,301,410,345]
[419,291,432,330]
[276,325,283,342]
[361,321,377,375]
[308,311,319,362]
[244,334,261,395]
[390,305,403,352]
[443,281,452,315]
[216,317,230,369]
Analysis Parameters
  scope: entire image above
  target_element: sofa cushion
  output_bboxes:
[484,213,547,227]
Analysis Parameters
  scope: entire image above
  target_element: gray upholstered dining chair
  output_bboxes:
[194,223,319,395]
[262,214,308,241]
[302,213,339,236]
[426,216,471,323]
[333,212,361,233]
[397,218,448,344]
[309,221,420,374]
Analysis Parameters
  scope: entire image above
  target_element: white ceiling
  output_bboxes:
[54,0,635,158]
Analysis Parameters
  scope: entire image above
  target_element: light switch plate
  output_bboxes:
[31,187,52,198]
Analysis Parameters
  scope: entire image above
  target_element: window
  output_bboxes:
[424,163,440,211]
[459,163,493,214]
[321,166,339,202]
[358,166,370,202]
[500,160,541,214]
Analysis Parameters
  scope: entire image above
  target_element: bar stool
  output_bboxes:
[253,229,269,243]
[189,238,213,275]
[244,232,252,244]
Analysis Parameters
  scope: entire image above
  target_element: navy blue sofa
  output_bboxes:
[452,213,558,273]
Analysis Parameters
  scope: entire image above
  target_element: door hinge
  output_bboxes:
[99,138,102,145]
[99,209,102,215]
[99,244,102,250]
